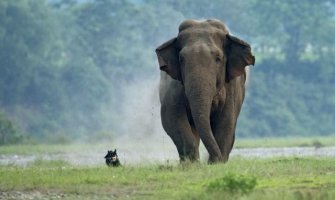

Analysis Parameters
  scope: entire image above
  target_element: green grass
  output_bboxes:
[0,143,105,155]
[1,137,334,199]
[1,157,335,199]
[235,136,335,148]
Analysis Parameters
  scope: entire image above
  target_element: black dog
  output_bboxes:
[104,149,121,167]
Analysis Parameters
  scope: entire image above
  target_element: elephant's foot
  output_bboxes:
[179,153,199,163]
[208,155,224,164]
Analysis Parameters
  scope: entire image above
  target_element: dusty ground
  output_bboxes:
[0,191,119,200]
[0,191,65,200]
[1,146,335,167]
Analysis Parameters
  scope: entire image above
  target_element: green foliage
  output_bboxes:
[249,0,335,65]
[0,111,22,145]
[0,0,334,141]
[207,174,257,195]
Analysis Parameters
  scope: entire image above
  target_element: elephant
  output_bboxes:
[155,19,255,163]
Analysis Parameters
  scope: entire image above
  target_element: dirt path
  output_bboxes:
[0,191,66,200]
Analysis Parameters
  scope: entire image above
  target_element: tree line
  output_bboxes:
[0,0,334,144]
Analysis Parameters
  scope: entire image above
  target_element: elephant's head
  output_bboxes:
[156,19,254,84]
[156,19,255,162]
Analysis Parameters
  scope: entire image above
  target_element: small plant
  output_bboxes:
[157,160,175,171]
[0,111,22,145]
[311,140,323,148]
[207,173,257,195]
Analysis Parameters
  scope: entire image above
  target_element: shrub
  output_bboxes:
[207,173,257,195]
[0,111,22,145]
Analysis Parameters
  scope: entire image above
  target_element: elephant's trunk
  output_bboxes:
[184,75,222,163]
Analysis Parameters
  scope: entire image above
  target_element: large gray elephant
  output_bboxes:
[156,19,255,163]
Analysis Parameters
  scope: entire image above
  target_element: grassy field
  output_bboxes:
[1,137,335,199]
[235,136,335,148]
[0,157,335,200]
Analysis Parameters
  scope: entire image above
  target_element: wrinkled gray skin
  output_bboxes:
[156,19,255,163]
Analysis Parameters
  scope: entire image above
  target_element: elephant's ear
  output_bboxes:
[155,37,181,81]
[226,34,255,81]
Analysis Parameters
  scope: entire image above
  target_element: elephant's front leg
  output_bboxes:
[212,111,237,162]
[161,103,200,162]
[213,82,245,162]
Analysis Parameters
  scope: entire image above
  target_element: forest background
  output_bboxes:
[0,0,334,144]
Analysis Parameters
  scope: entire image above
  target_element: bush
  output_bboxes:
[0,111,22,145]
[207,173,257,195]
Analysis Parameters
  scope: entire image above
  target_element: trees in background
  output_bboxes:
[0,0,334,143]
[0,110,21,145]
[239,0,335,136]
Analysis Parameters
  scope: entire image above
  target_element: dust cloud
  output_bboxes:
[118,77,163,139]
[110,76,179,164]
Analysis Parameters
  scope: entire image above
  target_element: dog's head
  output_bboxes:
[104,149,118,161]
